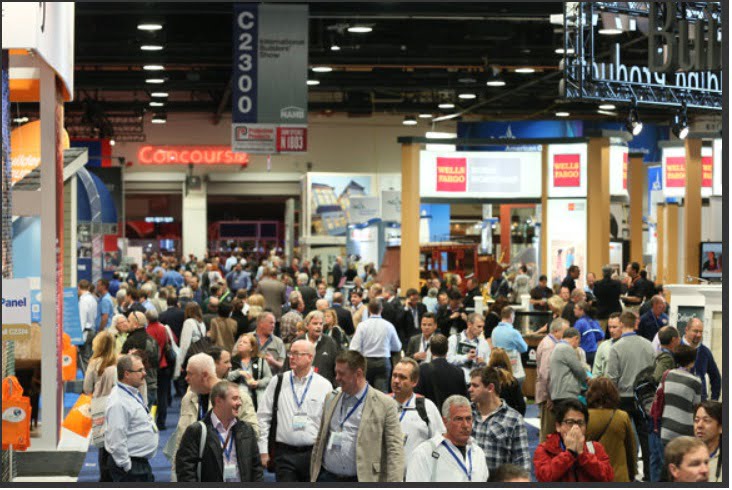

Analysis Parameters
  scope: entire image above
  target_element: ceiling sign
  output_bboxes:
[547,143,587,198]
[137,145,249,166]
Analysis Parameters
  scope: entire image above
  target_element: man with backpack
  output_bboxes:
[390,358,445,467]
[606,311,655,481]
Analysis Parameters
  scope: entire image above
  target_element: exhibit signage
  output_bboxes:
[232,3,308,153]
[137,145,249,166]
[712,139,722,196]
[1,279,32,341]
[420,150,542,199]
[348,196,380,225]
[661,146,714,198]
[381,190,402,223]
[609,145,629,197]
[546,199,587,290]
[547,144,587,198]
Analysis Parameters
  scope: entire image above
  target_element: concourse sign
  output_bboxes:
[2,279,32,341]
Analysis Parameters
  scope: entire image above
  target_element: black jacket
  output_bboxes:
[593,278,623,319]
[381,297,403,331]
[159,306,185,341]
[121,328,158,389]
[435,304,467,337]
[415,357,468,413]
[176,412,263,482]
[292,333,340,386]
[400,303,428,344]
[332,304,355,336]
[298,285,318,314]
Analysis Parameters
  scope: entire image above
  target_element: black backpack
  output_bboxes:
[414,396,431,435]
[633,365,658,419]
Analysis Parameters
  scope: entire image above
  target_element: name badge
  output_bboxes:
[292,414,308,431]
[328,431,344,450]
[223,462,238,482]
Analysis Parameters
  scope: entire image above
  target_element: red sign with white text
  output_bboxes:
[553,154,581,187]
[622,152,628,190]
[665,156,686,188]
[436,157,467,192]
[137,145,249,165]
[276,127,308,152]
[702,156,713,188]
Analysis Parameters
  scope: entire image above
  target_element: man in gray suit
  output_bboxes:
[310,350,404,482]
[255,267,287,320]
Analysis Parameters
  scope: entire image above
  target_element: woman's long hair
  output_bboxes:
[487,347,516,385]
[90,331,117,376]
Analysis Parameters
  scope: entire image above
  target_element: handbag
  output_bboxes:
[62,393,93,437]
[163,427,179,461]
[90,394,109,448]
[590,409,616,443]
[162,324,179,367]
[2,376,32,451]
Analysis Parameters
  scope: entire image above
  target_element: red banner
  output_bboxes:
[436,157,467,192]
[622,152,628,190]
[276,127,307,152]
[702,156,713,188]
[553,154,581,187]
[665,156,686,188]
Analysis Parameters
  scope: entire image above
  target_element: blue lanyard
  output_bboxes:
[215,429,235,461]
[199,400,206,421]
[709,445,719,459]
[394,394,414,422]
[339,386,369,429]
[548,335,559,344]
[290,372,314,411]
[441,441,472,481]
[117,383,148,413]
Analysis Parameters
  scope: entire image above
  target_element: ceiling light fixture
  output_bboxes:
[598,28,623,35]
[402,116,417,126]
[149,101,165,107]
[137,23,163,31]
[109,139,116,146]
[555,111,570,117]
[151,92,169,97]
[599,103,616,110]
[151,114,167,124]
[597,109,616,116]
[418,113,433,119]
[12,116,29,124]
[347,25,372,33]
[143,64,165,71]
[330,44,341,51]
[486,78,506,87]
[438,102,455,109]
[458,93,476,100]
[306,79,320,86]
[146,78,165,84]
[311,66,333,73]
[625,101,643,136]
[140,44,164,51]
[515,67,536,74]
[554,48,575,55]
[672,103,689,140]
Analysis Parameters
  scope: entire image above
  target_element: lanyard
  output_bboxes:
[215,429,235,462]
[548,334,559,344]
[422,336,430,352]
[117,383,148,413]
[290,372,314,411]
[393,394,414,422]
[441,441,472,481]
[258,335,273,350]
[339,386,369,429]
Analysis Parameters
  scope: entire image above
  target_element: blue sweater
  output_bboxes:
[682,339,721,401]
[491,322,528,353]
[638,310,669,341]
[574,316,604,354]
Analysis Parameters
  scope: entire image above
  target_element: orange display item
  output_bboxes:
[2,376,32,451]
[62,333,78,381]
[62,394,93,438]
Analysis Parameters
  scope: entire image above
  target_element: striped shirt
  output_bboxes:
[659,368,702,445]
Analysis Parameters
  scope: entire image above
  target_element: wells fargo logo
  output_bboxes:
[665,156,686,187]
[436,157,467,192]
[553,154,580,187]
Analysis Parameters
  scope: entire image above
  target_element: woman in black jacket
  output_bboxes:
[592,265,623,338]
[488,348,526,416]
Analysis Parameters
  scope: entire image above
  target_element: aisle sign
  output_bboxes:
[662,146,714,198]
[1,279,32,341]
[547,144,587,198]
[232,3,308,154]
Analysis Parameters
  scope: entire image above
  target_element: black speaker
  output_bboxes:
[186,175,202,192]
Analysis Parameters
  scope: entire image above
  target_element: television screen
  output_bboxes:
[700,242,723,280]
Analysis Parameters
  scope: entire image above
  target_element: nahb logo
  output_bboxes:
[2,297,28,308]
[280,106,305,119]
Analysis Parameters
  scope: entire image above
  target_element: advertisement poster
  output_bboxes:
[547,144,588,198]
[660,146,713,199]
[381,190,402,223]
[547,199,587,289]
[675,306,705,340]
[348,196,380,225]
[609,145,629,197]
[419,150,542,199]
[28,286,84,345]
[308,174,373,237]
[700,242,723,280]
[701,146,713,198]
[712,139,722,196]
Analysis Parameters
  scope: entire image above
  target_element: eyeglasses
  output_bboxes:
[562,419,586,427]
[127,368,146,374]
[288,352,310,358]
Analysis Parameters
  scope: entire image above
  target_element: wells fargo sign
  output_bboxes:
[553,154,581,187]
[435,157,467,192]
[137,145,249,166]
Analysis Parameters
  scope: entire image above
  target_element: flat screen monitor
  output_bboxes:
[514,311,553,335]
[700,242,723,281]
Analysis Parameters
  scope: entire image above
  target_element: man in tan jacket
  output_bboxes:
[309,350,404,482]
[170,352,259,480]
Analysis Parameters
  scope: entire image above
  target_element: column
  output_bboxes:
[284,198,295,262]
[400,143,421,292]
[628,153,645,265]
[666,203,680,284]
[540,145,549,278]
[683,138,702,284]
[182,179,207,259]
[586,137,610,277]
[656,204,665,285]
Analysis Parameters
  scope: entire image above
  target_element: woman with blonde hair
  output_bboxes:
[487,347,526,415]
[324,308,348,349]
[228,333,272,410]
[83,331,118,395]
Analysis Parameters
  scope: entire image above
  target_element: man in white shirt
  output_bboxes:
[406,395,489,482]
[78,279,99,372]
[349,300,402,392]
[390,357,445,465]
[257,339,332,482]
[447,313,491,384]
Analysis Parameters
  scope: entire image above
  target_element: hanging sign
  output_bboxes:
[547,144,588,198]
[662,146,714,198]
[609,145,629,197]
[712,139,722,196]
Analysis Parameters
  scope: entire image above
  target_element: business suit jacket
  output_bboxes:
[405,334,432,361]
[298,285,318,314]
[415,357,468,413]
[400,303,427,344]
[593,278,623,319]
[333,304,355,336]
[255,278,287,319]
[310,385,405,482]
[381,297,403,333]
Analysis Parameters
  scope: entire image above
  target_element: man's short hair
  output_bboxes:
[664,436,707,480]
[538,275,547,282]
[396,357,420,382]
[549,317,569,333]
[429,334,448,357]
[658,326,679,346]
[117,354,142,381]
[608,311,621,321]
[332,292,344,304]
[97,278,110,290]
[78,279,91,291]
[297,273,309,284]
[207,345,225,363]
[335,350,366,374]
[422,312,435,322]
[187,352,216,376]
[488,464,531,482]
[563,327,580,339]
[570,288,585,301]
[129,310,148,328]
[673,344,697,367]
[447,289,462,301]
[552,398,588,424]
[405,288,419,297]
[619,311,637,329]
[629,262,640,274]
[441,395,471,419]
[470,366,502,392]
[210,380,237,405]
[500,306,514,320]
[368,298,383,315]
[145,308,159,322]
[178,287,193,299]
[257,311,274,326]
[288,290,301,306]
[467,312,482,325]
[304,310,324,326]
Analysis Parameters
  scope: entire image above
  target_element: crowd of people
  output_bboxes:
[77,249,723,483]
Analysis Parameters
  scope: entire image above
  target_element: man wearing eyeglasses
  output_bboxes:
[257,339,332,482]
[105,354,159,482]
[534,399,614,482]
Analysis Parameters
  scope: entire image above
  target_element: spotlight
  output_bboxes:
[515,67,536,74]
[143,65,165,71]
[110,139,116,146]
[625,106,643,136]
[402,116,417,126]
[438,102,455,109]
[486,78,506,87]
[458,93,476,100]
[347,25,372,33]
[151,92,169,97]
[146,78,165,84]
[311,66,333,73]
[151,114,167,124]
[672,104,689,140]
[599,103,616,110]
[306,79,320,86]
[150,101,165,107]
[138,23,163,31]
[140,45,164,51]
[555,111,570,117]
[330,44,341,51]
[418,114,433,119]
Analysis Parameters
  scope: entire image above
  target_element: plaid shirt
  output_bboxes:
[279,310,303,345]
[471,401,531,471]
